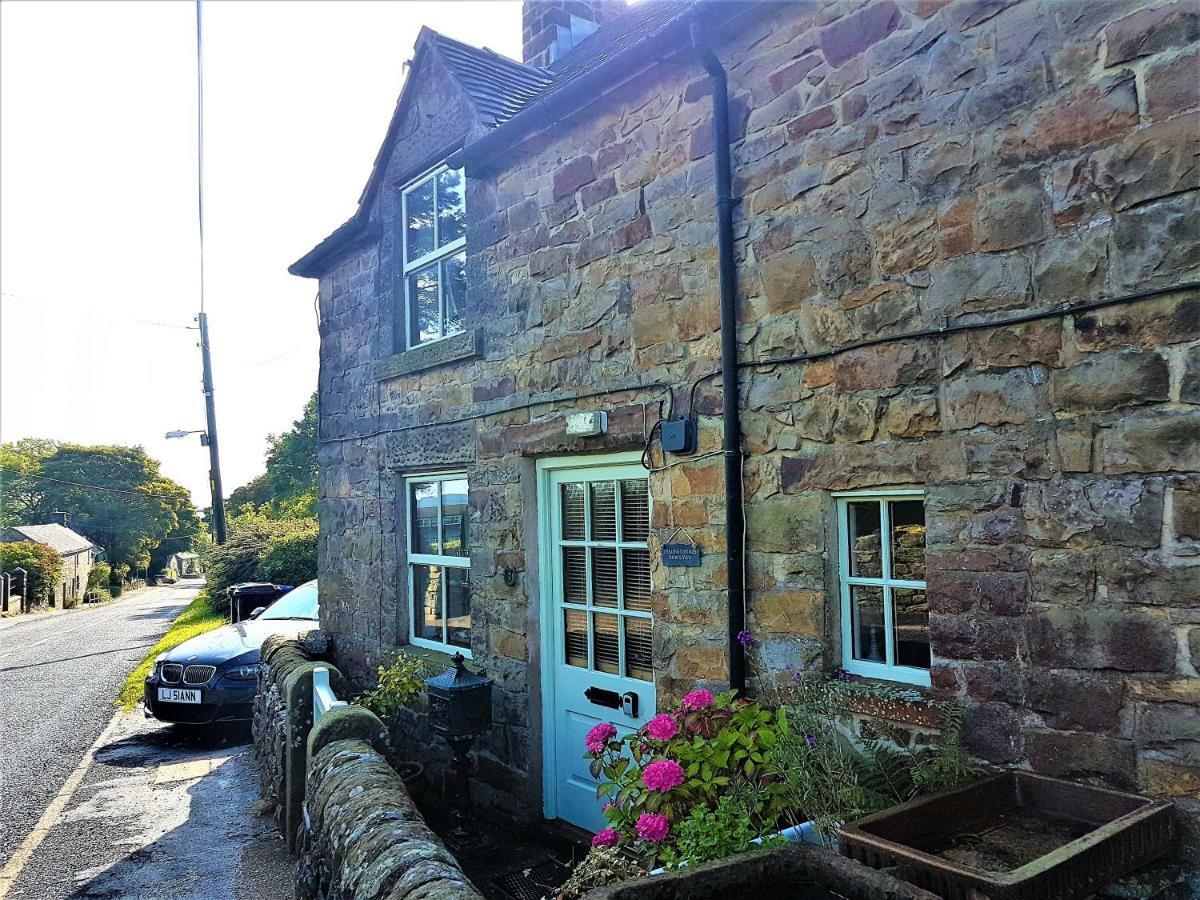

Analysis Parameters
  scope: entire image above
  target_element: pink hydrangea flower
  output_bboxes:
[592,828,621,848]
[645,713,679,742]
[681,689,714,710]
[585,722,617,755]
[643,759,685,793]
[636,812,670,843]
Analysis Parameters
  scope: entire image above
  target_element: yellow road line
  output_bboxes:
[0,710,125,899]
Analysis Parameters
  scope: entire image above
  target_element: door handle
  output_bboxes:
[584,686,621,709]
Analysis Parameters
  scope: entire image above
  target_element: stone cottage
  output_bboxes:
[1,523,101,606]
[291,0,1200,855]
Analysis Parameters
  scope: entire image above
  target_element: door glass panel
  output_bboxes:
[561,483,585,540]
[441,477,469,556]
[620,480,649,542]
[593,613,619,674]
[564,609,588,668]
[563,547,587,603]
[445,567,471,649]
[591,547,618,607]
[436,168,466,247]
[408,264,440,346]
[405,178,435,262]
[890,500,925,581]
[412,564,442,642]
[442,251,467,337]
[622,548,652,611]
[847,502,883,578]
[411,482,440,554]
[892,588,929,668]
[590,482,616,540]
[851,584,886,662]
[624,617,653,681]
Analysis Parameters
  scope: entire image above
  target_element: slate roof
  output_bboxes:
[5,524,97,555]
[429,32,554,128]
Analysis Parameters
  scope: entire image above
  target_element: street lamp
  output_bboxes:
[166,427,226,544]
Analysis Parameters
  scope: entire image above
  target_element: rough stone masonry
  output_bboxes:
[305,0,1200,857]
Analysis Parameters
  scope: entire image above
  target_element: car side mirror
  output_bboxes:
[249,607,267,620]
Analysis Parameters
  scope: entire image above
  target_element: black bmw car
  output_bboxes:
[144,579,319,725]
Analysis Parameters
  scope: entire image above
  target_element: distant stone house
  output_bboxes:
[1,523,101,606]
[166,551,202,577]
[291,0,1200,853]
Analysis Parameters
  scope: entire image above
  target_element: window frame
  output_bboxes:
[835,489,930,687]
[405,471,472,657]
[399,163,467,350]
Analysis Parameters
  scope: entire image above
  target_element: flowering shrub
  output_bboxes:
[585,690,793,867]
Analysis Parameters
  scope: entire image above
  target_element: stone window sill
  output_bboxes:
[373,328,480,381]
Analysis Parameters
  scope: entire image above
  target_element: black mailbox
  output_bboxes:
[424,652,493,740]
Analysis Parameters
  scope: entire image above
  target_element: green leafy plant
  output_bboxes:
[658,789,787,870]
[357,653,438,720]
[587,689,795,869]
[769,671,982,841]
[0,540,62,606]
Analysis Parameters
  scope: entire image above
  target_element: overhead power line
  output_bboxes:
[0,467,191,502]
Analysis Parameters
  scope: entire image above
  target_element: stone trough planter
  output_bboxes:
[587,841,939,899]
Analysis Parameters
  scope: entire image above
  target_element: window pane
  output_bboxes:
[564,609,588,668]
[893,588,929,669]
[411,481,440,554]
[590,481,616,540]
[591,547,618,607]
[442,251,466,337]
[847,502,883,578]
[561,483,585,540]
[408,264,439,346]
[593,613,619,674]
[625,616,653,681]
[445,567,471,649]
[405,177,435,262]
[850,584,886,663]
[563,547,587,603]
[622,548,652,611]
[620,479,650,542]
[412,564,442,643]
[890,500,926,582]
[441,478,469,557]
[436,168,466,247]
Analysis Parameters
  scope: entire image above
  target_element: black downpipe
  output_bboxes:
[692,21,745,695]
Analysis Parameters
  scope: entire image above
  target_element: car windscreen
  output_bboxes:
[258,581,319,621]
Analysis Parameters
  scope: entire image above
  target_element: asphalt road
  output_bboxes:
[0,582,197,868]
[0,582,294,899]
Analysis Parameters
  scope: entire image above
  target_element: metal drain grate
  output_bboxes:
[488,858,574,900]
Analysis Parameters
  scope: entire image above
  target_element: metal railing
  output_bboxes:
[312,666,346,726]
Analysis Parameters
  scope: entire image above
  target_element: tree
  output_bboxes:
[228,392,317,519]
[0,442,201,574]
[0,540,62,605]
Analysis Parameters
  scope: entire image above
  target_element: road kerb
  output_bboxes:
[0,709,125,899]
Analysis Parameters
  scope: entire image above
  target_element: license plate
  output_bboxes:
[158,687,201,704]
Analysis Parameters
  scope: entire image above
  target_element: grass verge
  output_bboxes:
[116,589,227,710]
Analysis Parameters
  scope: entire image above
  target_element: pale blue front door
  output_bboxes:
[539,456,655,832]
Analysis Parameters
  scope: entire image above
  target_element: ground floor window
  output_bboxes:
[835,490,929,686]
[405,473,471,655]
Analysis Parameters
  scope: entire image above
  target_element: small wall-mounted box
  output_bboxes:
[660,417,696,455]
[565,411,608,437]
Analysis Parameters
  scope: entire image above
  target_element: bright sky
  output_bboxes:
[0,0,522,508]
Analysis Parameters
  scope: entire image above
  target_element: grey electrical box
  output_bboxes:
[660,417,696,455]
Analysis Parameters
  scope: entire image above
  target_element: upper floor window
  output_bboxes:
[401,166,466,348]
[835,491,930,687]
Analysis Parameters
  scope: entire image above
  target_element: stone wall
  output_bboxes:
[298,704,481,899]
[312,0,1200,852]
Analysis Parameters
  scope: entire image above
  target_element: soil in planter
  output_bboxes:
[923,807,1094,873]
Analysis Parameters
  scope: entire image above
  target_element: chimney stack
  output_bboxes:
[48,511,70,528]
[522,1,625,68]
